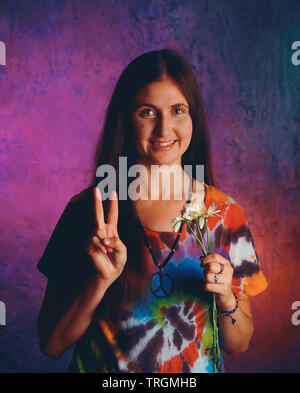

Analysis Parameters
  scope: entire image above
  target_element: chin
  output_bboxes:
[147,153,178,165]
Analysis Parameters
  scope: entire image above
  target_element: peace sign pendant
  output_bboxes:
[150,270,175,298]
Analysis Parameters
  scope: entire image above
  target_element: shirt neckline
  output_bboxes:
[141,182,211,234]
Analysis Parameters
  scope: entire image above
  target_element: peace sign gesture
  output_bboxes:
[86,187,127,288]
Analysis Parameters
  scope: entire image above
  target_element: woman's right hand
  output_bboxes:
[86,187,127,288]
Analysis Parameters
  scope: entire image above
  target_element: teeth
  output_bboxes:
[153,140,175,146]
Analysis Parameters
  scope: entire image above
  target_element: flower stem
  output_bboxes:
[186,222,207,255]
[205,220,210,252]
[199,220,221,372]
[196,221,206,252]
[186,217,222,372]
[212,293,221,372]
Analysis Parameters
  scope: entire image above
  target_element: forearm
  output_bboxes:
[42,274,109,359]
[217,294,254,355]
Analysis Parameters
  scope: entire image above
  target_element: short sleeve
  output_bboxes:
[37,201,73,281]
[221,198,268,300]
[37,188,95,286]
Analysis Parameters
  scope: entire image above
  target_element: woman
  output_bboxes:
[37,49,268,373]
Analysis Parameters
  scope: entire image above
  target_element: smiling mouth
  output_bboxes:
[150,140,176,147]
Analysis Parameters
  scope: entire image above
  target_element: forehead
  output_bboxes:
[135,77,188,106]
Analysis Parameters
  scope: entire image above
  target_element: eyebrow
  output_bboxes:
[134,103,189,109]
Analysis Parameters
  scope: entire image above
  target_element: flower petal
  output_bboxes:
[174,222,181,232]
[198,217,205,229]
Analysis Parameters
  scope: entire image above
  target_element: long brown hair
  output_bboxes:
[91,49,214,318]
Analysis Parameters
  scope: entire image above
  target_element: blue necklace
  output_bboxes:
[137,177,193,298]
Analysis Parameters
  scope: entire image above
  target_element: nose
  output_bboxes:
[154,112,173,138]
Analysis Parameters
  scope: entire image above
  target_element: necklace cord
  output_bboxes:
[136,177,194,297]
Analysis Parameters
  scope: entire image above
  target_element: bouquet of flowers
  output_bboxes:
[171,201,222,373]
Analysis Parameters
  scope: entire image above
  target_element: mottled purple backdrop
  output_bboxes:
[0,0,299,373]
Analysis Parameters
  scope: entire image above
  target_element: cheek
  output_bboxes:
[133,118,152,137]
[133,126,151,152]
[177,118,193,141]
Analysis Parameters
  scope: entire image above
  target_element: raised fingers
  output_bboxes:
[107,190,118,228]
[93,187,105,231]
[91,188,123,257]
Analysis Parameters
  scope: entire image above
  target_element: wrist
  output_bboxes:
[217,292,239,326]
[216,291,236,311]
[93,274,115,291]
[85,273,112,295]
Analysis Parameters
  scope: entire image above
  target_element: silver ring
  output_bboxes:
[214,273,220,283]
[218,263,224,274]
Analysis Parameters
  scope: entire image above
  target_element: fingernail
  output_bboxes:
[104,239,110,245]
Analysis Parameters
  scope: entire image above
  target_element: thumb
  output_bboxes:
[104,234,126,256]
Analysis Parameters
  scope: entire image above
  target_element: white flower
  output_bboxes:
[205,202,222,218]
[185,201,221,229]
[171,202,221,232]
[171,216,183,232]
[171,211,192,232]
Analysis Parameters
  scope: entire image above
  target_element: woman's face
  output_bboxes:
[132,77,193,167]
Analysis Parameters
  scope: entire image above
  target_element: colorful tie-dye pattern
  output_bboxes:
[67,183,268,373]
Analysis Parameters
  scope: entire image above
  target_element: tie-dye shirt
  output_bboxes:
[63,183,268,373]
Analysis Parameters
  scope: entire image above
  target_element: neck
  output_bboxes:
[133,163,191,201]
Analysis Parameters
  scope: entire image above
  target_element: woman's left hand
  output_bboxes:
[200,253,235,310]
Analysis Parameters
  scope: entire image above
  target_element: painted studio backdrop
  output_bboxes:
[0,0,299,373]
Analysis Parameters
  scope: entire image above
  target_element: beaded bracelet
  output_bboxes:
[217,292,239,325]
